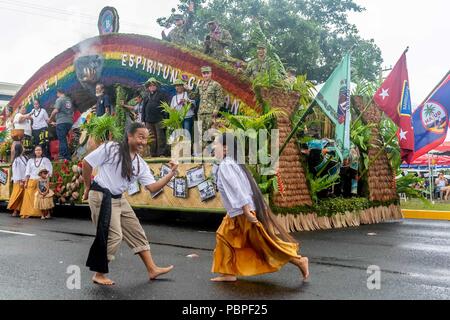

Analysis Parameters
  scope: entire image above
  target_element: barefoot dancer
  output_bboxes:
[211,133,309,282]
[82,123,178,286]
[7,144,27,217]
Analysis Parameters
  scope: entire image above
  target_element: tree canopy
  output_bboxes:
[157,0,383,83]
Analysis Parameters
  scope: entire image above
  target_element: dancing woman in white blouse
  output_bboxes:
[7,144,28,216]
[211,133,309,282]
[82,122,178,286]
[21,145,53,218]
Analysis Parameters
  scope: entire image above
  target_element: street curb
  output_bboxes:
[402,209,450,221]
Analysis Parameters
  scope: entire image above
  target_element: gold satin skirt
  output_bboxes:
[20,179,42,217]
[7,182,25,211]
[212,213,300,277]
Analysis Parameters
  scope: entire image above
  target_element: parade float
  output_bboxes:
[0,8,402,231]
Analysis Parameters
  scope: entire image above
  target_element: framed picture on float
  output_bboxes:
[198,180,216,202]
[151,188,164,199]
[186,165,206,188]
[127,181,141,196]
[160,164,174,189]
[173,177,188,199]
[0,169,8,185]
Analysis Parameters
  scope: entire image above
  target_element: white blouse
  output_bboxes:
[216,157,255,218]
[84,142,156,196]
[170,92,195,118]
[11,156,28,182]
[13,113,32,136]
[29,108,49,130]
[25,157,53,180]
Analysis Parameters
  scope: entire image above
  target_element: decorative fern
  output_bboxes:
[307,170,341,203]
[160,102,192,138]
[81,115,123,143]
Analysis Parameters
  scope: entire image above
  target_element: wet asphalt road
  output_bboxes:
[0,208,449,300]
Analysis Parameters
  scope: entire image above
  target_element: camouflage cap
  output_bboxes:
[173,79,186,86]
[257,42,267,49]
[207,20,217,25]
[201,66,212,73]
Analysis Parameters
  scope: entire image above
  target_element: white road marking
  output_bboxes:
[0,229,36,237]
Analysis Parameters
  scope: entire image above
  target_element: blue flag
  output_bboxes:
[412,72,450,160]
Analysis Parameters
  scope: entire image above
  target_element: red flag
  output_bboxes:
[374,51,415,163]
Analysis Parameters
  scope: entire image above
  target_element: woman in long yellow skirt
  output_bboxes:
[21,145,53,218]
[7,144,28,216]
[211,133,309,282]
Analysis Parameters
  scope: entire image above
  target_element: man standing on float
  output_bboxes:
[194,66,224,155]
[82,122,178,286]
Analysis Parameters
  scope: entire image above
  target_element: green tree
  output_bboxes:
[158,0,383,82]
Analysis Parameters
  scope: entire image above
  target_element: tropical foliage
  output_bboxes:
[396,173,429,202]
[309,172,341,203]
[81,115,123,143]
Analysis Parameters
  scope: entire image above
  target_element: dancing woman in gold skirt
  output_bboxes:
[21,145,53,218]
[211,133,309,282]
[7,144,28,217]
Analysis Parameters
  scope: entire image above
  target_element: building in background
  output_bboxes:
[0,82,22,109]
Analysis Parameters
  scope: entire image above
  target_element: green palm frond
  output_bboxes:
[307,171,340,203]
[82,115,123,142]
[160,102,191,135]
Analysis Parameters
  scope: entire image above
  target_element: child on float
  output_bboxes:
[7,144,28,217]
[210,133,310,282]
[34,168,55,220]
[21,145,53,218]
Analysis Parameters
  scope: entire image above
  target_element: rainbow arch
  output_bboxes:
[9,33,257,114]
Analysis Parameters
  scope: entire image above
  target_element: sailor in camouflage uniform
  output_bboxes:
[204,20,232,60]
[196,66,224,142]
[161,2,194,46]
[244,43,274,80]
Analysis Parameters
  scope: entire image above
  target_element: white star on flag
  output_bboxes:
[399,129,408,141]
[379,88,389,100]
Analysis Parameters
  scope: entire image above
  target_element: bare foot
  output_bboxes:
[11,212,18,217]
[210,275,237,282]
[149,265,174,280]
[92,273,115,286]
[297,257,310,281]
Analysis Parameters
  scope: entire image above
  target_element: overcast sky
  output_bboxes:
[1,0,449,107]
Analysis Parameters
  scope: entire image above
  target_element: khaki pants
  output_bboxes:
[89,190,150,261]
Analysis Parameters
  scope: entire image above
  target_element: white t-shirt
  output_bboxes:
[84,142,156,195]
[216,157,255,218]
[170,92,195,118]
[13,113,32,136]
[11,156,28,182]
[29,108,49,130]
[25,157,53,180]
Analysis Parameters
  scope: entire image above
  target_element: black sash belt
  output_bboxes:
[86,181,122,274]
